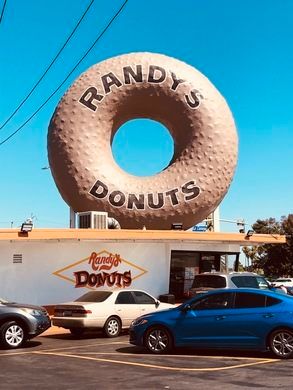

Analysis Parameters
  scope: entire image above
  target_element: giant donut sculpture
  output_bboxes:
[48,52,238,230]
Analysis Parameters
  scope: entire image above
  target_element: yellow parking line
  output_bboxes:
[34,351,279,372]
[0,351,33,357]
[73,351,276,361]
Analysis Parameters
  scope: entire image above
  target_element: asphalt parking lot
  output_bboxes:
[0,327,292,390]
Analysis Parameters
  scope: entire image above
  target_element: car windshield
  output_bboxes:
[192,275,226,288]
[74,291,112,302]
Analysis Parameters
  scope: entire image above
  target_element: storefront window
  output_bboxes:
[169,250,239,299]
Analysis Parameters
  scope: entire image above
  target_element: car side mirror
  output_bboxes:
[181,304,191,313]
[155,300,160,308]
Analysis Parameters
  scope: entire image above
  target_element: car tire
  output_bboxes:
[103,317,121,338]
[268,328,293,359]
[69,328,85,337]
[0,321,26,349]
[144,326,173,354]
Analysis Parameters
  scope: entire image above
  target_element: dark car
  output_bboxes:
[0,297,51,349]
[130,288,293,359]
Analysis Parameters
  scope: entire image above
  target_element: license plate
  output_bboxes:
[63,311,72,317]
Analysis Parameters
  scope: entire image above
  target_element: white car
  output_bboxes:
[52,290,174,337]
[272,278,293,288]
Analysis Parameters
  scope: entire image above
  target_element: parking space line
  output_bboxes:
[72,351,277,361]
[0,351,33,357]
[33,351,279,372]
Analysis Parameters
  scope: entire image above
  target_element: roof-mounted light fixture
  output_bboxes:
[245,229,254,238]
[20,219,33,233]
[171,222,183,231]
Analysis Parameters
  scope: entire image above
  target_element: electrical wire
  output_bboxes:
[0,0,7,25]
[0,0,128,147]
[0,0,95,130]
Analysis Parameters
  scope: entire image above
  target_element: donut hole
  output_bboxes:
[111,119,174,176]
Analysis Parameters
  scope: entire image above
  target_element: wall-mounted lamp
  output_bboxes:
[171,222,183,231]
[20,220,33,233]
[245,229,254,238]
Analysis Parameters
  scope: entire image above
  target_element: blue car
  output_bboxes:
[129,288,293,358]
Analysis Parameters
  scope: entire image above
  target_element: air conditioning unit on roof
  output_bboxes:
[78,211,108,229]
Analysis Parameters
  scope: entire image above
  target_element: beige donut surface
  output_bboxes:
[48,52,238,229]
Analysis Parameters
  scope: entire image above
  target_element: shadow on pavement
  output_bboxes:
[116,345,274,359]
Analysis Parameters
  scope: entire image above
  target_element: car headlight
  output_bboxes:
[21,308,43,317]
[131,318,148,327]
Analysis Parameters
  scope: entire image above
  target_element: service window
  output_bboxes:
[191,292,233,310]
[132,291,156,304]
[234,292,266,308]
[115,291,135,304]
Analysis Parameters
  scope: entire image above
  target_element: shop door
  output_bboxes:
[169,251,200,299]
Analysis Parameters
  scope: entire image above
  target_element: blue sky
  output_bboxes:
[0,0,292,231]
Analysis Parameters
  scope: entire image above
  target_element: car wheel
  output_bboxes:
[103,317,121,337]
[69,328,85,337]
[144,326,172,354]
[269,328,293,359]
[0,321,26,349]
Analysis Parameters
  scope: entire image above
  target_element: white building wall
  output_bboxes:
[0,241,169,305]
[0,240,240,306]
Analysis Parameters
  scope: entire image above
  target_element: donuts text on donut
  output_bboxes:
[79,64,203,112]
[89,179,201,210]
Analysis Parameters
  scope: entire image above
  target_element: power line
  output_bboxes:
[0,0,128,147]
[0,0,95,130]
[0,0,7,25]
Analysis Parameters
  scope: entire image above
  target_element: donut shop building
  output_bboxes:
[0,227,285,306]
[0,52,286,306]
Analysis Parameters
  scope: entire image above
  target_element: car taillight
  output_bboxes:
[77,309,92,314]
[54,307,92,317]
[73,309,92,317]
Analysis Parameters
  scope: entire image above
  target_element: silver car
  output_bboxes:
[188,272,271,297]
[52,290,174,338]
[0,298,51,349]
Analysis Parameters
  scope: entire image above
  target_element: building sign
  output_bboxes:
[89,179,200,210]
[48,52,238,230]
[53,250,147,290]
[79,64,203,112]
[192,225,207,232]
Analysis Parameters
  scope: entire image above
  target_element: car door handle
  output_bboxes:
[215,315,226,320]
[263,313,275,318]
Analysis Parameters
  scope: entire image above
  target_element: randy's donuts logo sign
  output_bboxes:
[75,252,131,288]
[88,252,122,272]
[79,64,204,112]
[53,250,147,289]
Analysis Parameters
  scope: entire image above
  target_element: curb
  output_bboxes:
[41,325,70,336]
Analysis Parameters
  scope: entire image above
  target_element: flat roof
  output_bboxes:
[0,228,286,246]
